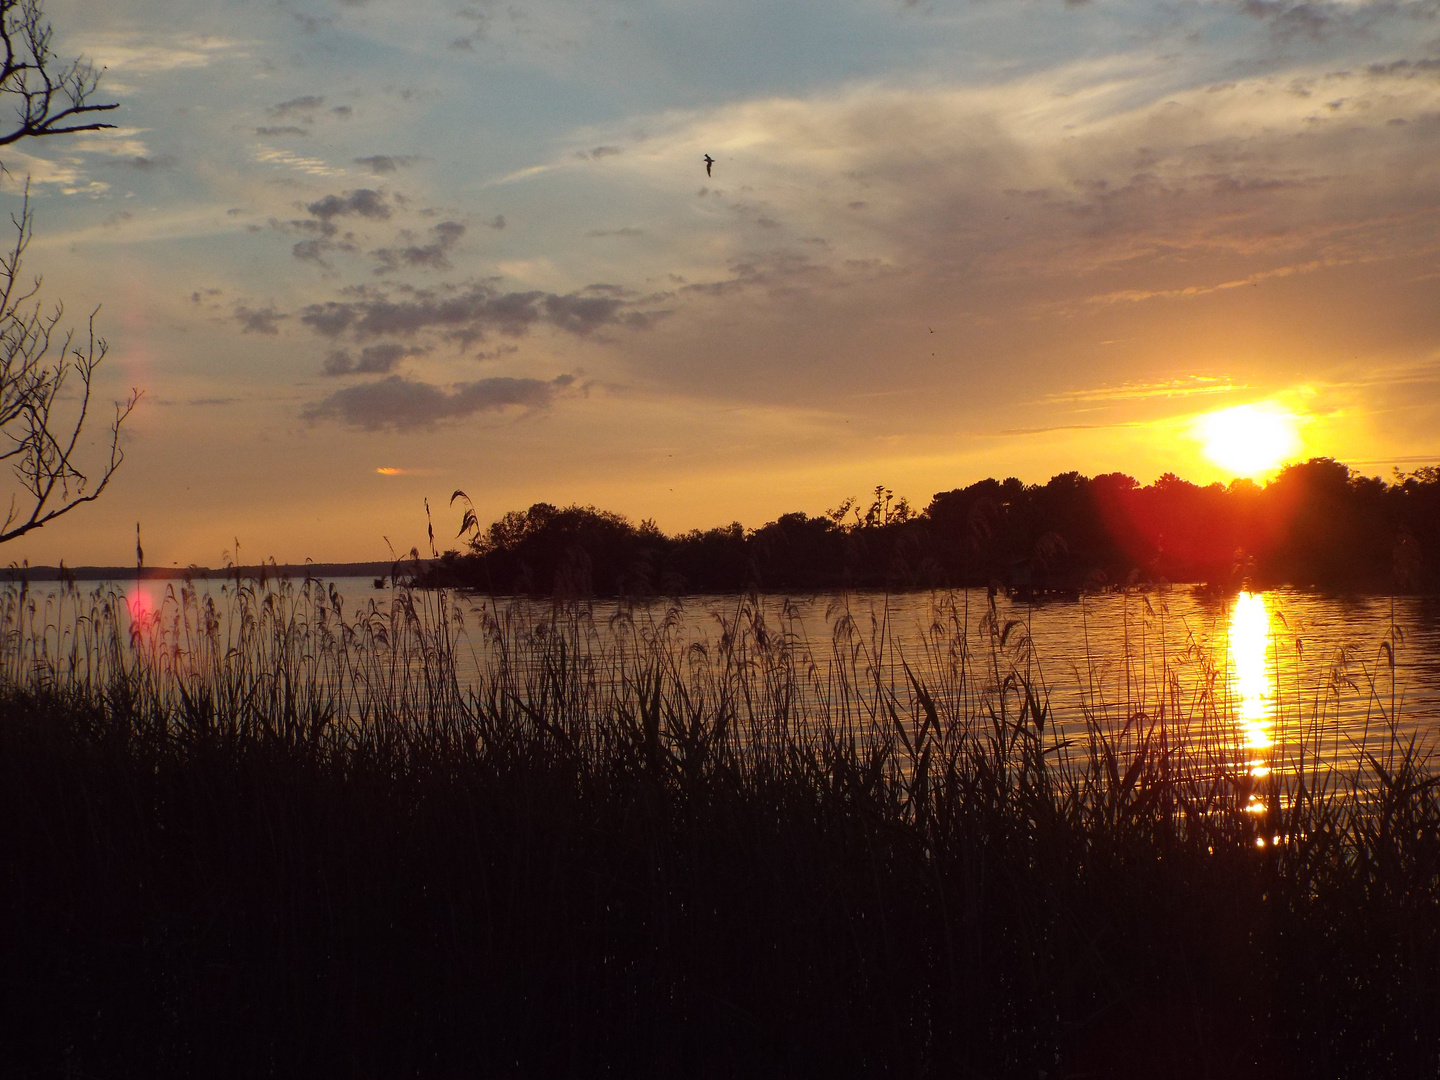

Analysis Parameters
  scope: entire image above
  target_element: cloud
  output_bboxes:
[255,125,309,137]
[292,236,356,265]
[255,147,339,176]
[276,190,395,266]
[323,342,423,376]
[234,306,287,334]
[307,189,391,221]
[270,95,325,118]
[370,220,465,273]
[298,281,651,346]
[76,33,245,73]
[301,373,574,430]
[355,154,420,174]
[1041,376,1245,407]
[1237,0,1334,37]
[100,154,178,170]
[280,4,337,33]
[1367,58,1440,77]
[593,60,1440,301]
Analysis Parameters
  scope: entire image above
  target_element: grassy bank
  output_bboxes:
[1,578,1437,1077]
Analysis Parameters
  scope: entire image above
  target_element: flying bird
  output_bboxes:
[703,154,715,176]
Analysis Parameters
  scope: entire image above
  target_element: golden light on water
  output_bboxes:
[1196,403,1300,478]
[1229,591,1274,751]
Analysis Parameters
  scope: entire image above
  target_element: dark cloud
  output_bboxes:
[323,342,422,376]
[270,95,325,118]
[255,126,309,137]
[298,282,649,345]
[100,154,177,170]
[354,154,420,174]
[541,293,628,334]
[277,1,336,32]
[293,237,356,265]
[450,7,489,51]
[331,105,353,119]
[1367,58,1440,77]
[234,306,287,334]
[301,373,573,431]
[307,189,391,221]
[576,145,622,160]
[298,302,356,337]
[588,226,645,238]
[1234,0,1410,39]
[370,220,465,273]
[489,214,506,230]
[288,11,335,33]
[272,212,362,266]
[271,191,394,268]
[474,343,520,361]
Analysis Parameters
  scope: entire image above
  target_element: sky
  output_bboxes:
[4,0,1439,568]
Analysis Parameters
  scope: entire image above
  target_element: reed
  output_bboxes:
[0,575,1435,1078]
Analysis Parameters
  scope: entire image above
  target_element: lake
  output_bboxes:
[7,576,1439,793]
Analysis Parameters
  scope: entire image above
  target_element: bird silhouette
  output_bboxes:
[703,154,715,177]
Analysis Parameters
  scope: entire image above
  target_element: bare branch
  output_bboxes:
[0,1,133,546]
[0,0,117,148]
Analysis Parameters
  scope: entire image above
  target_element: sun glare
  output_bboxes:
[1229,591,1274,751]
[1196,403,1300,478]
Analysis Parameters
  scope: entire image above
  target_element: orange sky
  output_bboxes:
[5,0,1438,566]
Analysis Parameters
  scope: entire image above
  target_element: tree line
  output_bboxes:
[421,458,1440,596]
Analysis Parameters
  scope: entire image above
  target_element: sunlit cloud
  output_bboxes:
[75,33,247,73]
[254,146,341,177]
[1046,376,1244,406]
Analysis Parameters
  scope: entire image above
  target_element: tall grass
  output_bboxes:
[0,575,1436,1078]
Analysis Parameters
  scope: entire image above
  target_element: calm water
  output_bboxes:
[16,577,1440,783]
[431,584,1440,789]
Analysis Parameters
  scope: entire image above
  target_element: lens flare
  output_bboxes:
[1196,403,1300,478]
[126,584,157,624]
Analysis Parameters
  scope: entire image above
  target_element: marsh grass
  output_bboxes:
[0,575,1436,1078]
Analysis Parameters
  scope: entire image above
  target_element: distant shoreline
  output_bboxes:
[0,561,431,584]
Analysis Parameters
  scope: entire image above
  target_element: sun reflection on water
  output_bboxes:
[1230,592,1274,749]
[1227,592,1275,815]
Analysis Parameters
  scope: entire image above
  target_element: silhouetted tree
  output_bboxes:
[430,462,1440,596]
[0,0,138,544]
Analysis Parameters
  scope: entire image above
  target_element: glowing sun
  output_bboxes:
[1195,403,1301,478]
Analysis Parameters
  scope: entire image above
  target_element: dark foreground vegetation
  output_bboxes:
[425,459,1440,596]
[2,579,1438,1078]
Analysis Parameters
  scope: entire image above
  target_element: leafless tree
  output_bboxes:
[0,0,139,544]
[1,0,118,145]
